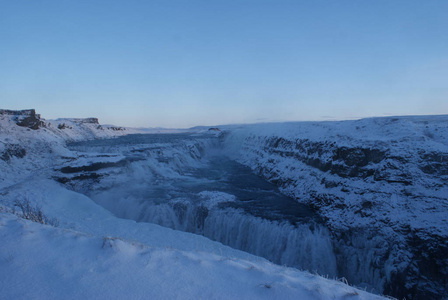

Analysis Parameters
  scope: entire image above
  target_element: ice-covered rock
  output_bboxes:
[0,109,44,129]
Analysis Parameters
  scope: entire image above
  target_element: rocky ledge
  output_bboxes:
[0,109,44,130]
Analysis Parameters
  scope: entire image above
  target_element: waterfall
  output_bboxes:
[70,133,338,279]
[95,194,338,278]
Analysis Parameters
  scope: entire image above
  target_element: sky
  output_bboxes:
[1,0,447,128]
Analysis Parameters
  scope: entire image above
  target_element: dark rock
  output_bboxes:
[108,126,125,131]
[265,137,387,180]
[71,118,99,124]
[321,178,339,188]
[374,161,412,185]
[419,152,448,176]
[57,123,72,130]
[54,173,102,184]
[0,144,26,161]
[0,109,38,117]
[383,232,448,299]
[0,109,44,130]
[333,147,386,169]
[58,160,128,173]
[334,147,368,166]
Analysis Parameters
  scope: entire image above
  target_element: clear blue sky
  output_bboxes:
[1,0,447,128]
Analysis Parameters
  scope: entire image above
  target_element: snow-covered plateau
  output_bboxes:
[1,109,447,299]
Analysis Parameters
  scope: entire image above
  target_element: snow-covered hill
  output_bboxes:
[0,110,385,300]
[0,110,143,189]
[223,115,448,299]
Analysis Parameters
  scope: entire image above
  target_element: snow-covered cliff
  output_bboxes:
[223,115,448,299]
[0,109,142,189]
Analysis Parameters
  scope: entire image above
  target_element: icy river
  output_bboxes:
[67,133,338,277]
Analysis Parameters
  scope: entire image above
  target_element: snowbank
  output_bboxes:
[0,210,383,300]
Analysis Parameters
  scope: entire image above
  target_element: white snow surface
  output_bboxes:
[0,113,385,300]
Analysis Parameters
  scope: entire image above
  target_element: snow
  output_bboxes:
[0,212,382,300]
[198,191,236,209]
[0,112,386,300]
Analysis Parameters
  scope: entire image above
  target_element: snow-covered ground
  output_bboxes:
[0,111,386,300]
[1,182,380,300]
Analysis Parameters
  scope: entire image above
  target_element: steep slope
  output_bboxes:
[224,115,448,299]
[0,208,385,300]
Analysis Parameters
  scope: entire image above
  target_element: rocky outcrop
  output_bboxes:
[265,137,389,179]
[0,109,39,117]
[108,126,125,131]
[49,117,138,141]
[57,123,72,130]
[56,118,99,130]
[58,160,128,173]
[419,152,448,177]
[0,144,26,162]
[70,118,99,124]
[0,109,44,130]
